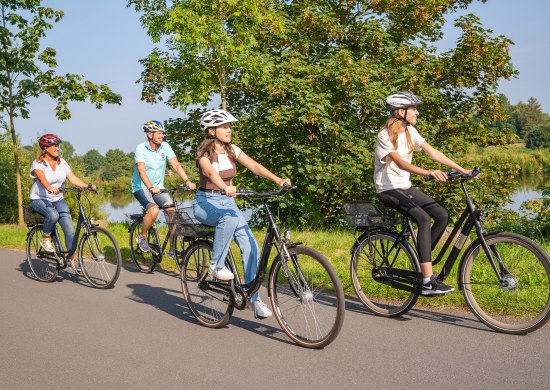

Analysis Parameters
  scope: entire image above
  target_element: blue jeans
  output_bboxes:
[193,191,261,302]
[30,198,75,252]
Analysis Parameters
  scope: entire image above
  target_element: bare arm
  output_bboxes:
[198,157,233,193]
[421,142,470,174]
[67,172,96,190]
[33,169,59,194]
[237,151,291,186]
[136,162,157,193]
[168,157,196,190]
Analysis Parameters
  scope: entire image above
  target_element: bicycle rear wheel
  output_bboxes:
[129,219,160,273]
[460,232,550,334]
[181,240,234,328]
[171,233,191,271]
[351,232,420,317]
[269,245,345,349]
[78,227,121,289]
[26,225,59,282]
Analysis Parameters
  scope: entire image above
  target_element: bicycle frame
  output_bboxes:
[200,189,299,308]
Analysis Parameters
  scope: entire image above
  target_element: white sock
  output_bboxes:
[423,276,432,284]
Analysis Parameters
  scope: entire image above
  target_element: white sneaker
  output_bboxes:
[251,299,272,319]
[208,265,234,281]
[40,237,55,253]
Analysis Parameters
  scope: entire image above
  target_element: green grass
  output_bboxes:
[3,222,549,314]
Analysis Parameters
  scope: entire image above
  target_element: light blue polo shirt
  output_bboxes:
[131,141,176,193]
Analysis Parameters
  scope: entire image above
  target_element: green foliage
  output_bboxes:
[512,98,550,140]
[526,125,550,149]
[100,149,134,182]
[82,149,106,176]
[133,0,521,226]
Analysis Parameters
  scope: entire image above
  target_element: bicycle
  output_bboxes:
[345,167,550,334]
[128,185,200,273]
[180,185,345,348]
[25,187,122,289]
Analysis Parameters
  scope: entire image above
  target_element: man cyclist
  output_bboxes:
[131,120,196,254]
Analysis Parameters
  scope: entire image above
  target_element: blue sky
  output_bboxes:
[10,0,550,154]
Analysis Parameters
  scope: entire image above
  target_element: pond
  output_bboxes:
[100,175,548,222]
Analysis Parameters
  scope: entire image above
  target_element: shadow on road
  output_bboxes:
[344,294,491,333]
[125,282,294,346]
[18,259,90,287]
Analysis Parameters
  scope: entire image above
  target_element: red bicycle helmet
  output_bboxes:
[38,133,62,150]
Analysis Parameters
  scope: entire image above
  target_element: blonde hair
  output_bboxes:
[380,111,414,153]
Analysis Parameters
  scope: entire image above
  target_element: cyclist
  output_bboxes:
[131,120,196,254]
[374,92,476,296]
[29,133,96,271]
[193,109,291,319]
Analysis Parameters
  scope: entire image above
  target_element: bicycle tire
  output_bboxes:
[26,225,59,282]
[460,232,550,334]
[181,240,234,328]
[350,231,420,317]
[269,245,345,349]
[129,220,160,273]
[78,227,122,289]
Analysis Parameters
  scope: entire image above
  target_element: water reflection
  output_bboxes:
[100,193,194,222]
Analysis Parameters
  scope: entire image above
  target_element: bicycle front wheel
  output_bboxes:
[269,246,345,349]
[78,227,122,289]
[129,220,160,273]
[171,233,191,271]
[26,225,59,282]
[181,240,234,328]
[351,232,420,317]
[460,232,550,334]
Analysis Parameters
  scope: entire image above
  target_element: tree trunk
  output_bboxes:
[8,112,24,226]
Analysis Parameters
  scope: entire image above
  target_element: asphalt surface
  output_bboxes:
[1,248,549,390]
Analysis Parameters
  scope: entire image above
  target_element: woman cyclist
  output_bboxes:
[193,109,291,319]
[29,133,96,271]
[374,92,477,295]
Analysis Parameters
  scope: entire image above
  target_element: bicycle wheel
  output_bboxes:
[180,240,234,328]
[171,233,191,271]
[351,231,420,317]
[129,219,160,273]
[26,225,59,282]
[78,227,122,289]
[269,245,345,349]
[460,232,550,334]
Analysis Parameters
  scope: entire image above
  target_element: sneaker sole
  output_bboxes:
[421,288,454,296]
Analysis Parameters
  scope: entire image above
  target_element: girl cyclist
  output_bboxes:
[193,109,291,319]
[29,133,96,271]
[374,92,477,295]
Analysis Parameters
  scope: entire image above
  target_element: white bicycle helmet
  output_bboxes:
[143,120,165,133]
[199,109,238,131]
[385,92,423,111]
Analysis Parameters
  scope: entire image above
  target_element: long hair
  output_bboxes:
[195,130,237,166]
[35,149,61,165]
[380,111,414,153]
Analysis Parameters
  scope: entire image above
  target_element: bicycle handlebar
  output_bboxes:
[426,166,481,181]
[61,186,97,194]
[159,185,193,194]
[222,184,296,198]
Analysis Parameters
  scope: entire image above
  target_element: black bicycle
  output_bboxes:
[128,185,200,273]
[180,185,345,348]
[25,187,122,289]
[345,167,550,334]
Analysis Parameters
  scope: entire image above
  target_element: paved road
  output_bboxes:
[1,248,549,389]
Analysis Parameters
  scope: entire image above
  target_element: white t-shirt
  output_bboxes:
[29,158,72,202]
[373,125,425,193]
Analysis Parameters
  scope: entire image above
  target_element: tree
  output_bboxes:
[100,149,134,182]
[512,97,550,140]
[0,1,121,225]
[526,125,550,149]
[133,0,518,225]
[82,149,105,176]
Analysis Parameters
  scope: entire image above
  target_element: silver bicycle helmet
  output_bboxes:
[385,92,424,111]
[143,120,165,133]
[199,109,238,131]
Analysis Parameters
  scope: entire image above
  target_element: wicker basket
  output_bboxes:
[343,201,394,227]
[167,207,215,237]
[23,204,44,225]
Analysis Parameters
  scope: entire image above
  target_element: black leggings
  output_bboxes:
[378,187,449,263]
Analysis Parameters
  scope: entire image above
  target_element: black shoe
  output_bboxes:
[421,274,454,296]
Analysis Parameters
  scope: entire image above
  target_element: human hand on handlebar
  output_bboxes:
[427,170,448,182]
[278,178,292,187]
[224,185,237,196]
